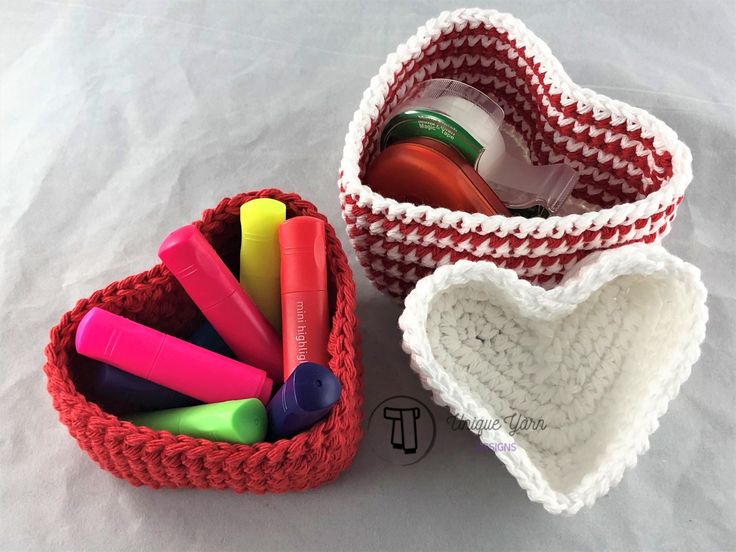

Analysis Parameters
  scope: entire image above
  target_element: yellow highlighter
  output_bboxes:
[240,198,286,331]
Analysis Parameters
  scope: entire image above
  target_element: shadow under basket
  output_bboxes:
[43,190,363,492]
[338,8,693,298]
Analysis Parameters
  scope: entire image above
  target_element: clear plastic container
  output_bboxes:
[381,79,579,214]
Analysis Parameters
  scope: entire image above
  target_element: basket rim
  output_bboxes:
[42,189,362,483]
[338,8,693,239]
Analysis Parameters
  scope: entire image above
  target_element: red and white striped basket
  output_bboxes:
[338,9,692,297]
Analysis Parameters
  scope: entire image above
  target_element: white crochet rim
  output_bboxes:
[398,243,708,515]
[339,8,693,239]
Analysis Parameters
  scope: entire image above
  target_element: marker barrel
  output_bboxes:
[279,217,330,381]
[75,307,273,404]
[124,398,267,444]
[240,198,286,331]
[158,225,282,383]
[90,363,201,412]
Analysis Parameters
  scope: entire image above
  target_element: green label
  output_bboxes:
[381,109,483,164]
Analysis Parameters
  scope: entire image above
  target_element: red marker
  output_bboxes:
[279,217,330,381]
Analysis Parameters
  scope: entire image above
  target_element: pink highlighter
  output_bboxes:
[158,225,283,384]
[75,308,273,404]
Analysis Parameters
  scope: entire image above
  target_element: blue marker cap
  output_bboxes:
[188,321,234,358]
[90,363,201,412]
[266,362,341,440]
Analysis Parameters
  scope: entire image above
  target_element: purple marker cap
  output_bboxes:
[266,362,341,440]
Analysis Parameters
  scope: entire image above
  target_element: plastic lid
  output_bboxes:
[240,198,287,243]
[158,225,240,308]
[279,217,327,293]
[292,362,342,412]
[125,398,268,445]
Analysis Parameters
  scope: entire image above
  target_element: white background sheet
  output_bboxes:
[1,1,734,550]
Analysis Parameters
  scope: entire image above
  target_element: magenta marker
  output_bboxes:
[75,308,273,404]
[158,225,283,384]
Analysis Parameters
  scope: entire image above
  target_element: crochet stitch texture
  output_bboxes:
[399,244,707,514]
[339,9,693,297]
[43,190,363,492]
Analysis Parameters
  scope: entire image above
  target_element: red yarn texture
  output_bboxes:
[340,24,685,297]
[43,190,363,492]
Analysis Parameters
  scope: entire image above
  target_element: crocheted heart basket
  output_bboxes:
[398,244,708,515]
[43,190,363,492]
[338,9,693,297]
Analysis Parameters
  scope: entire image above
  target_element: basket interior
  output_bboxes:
[359,24,675,210]
[426,272,694,494]
[67,198,341,420]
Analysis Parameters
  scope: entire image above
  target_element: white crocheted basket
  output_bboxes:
[339,9,693,297]
[398,243,707,515]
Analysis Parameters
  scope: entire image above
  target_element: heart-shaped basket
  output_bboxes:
[43,190,363,492]
[339,9,693,297]
[398,243,707,515]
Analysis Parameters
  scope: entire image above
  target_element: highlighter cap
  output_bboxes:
[75,307,163,371]
[266,362,341,440]
[124,398,267,445]
[158,225,239,308]
[240,198,287,245]
[279,217,327,293]
[292,362,341,411]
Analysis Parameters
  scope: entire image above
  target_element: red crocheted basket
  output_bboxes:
[339,9,693,297]
[43,190,363,492]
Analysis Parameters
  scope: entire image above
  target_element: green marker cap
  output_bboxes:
[124,398,267,445]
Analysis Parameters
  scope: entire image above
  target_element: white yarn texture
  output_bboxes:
[339,8,694,295]
[398,243,707,515]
